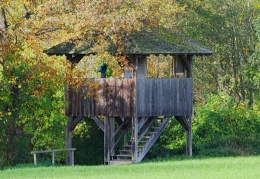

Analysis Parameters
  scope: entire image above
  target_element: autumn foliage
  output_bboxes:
[0,0,259,167]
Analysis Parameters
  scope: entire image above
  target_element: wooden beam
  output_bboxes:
[179,55,191,71]
[186,55,192,156]
[66,54,85,69]
[70,116,83,131]
[131,116,138,162]
[66,118,73,165]
[175,116,192,157]
[104,117,110,165]
[138,117,148,131]
[137,117,171,162]
[186,55,193,78]
[112,117,131,141]
[138,117,156,143]
[92,116,104,132]
[111,119,131,152]
[186,116,192,157]
[136,55,147,79]
[175,116,190,131]
[110,118,115,157]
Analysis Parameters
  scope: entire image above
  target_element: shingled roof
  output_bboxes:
[44,26,214,56]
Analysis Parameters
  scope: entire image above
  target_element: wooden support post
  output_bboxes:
[66,119,73,165]
[187,55,193,78]
[186,116,192,157]
[134,55,147,79]
[186,55,193,157]
[131,116,138,162]
[104,117,110,165]
[110,117,115,158]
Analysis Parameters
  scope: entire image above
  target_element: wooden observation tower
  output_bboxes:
[45,27,213,165]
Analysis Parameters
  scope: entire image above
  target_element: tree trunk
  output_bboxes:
[0,7,7,63]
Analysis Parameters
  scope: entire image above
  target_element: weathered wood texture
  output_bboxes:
[136,78,193,116]
[66,78,192,117]
[66,79,135,117]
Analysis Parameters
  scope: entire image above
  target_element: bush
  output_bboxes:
[73,117,104,165]
[145,118,186,159]
[147,94,259,159]
[193,94,260,156]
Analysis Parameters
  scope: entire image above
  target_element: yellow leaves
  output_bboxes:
[253,105,259,112]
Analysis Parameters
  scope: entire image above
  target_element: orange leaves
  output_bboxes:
[1,0,184,99]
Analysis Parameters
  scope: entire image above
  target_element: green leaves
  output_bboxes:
[177,0,259,104]
[193,93,260,156]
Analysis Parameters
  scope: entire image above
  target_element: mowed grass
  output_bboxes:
[1,156,260,179]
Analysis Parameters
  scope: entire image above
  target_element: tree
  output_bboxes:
[176,0,259,104]
[0,0,185,166]
[0,0,67,166]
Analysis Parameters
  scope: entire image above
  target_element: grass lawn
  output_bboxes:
[1,156,259,179]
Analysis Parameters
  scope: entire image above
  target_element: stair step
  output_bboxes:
[110,160,133,165]
[122,145,132,150]
[149,132,157,135]
[119,150,132,155]
[116,154,132,160]
[152,127,160,130]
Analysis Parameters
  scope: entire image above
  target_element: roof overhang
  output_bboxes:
[44,26,214,57]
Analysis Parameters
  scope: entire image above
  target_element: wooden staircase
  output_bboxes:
[112,117,171,164]
[137,117,171,162]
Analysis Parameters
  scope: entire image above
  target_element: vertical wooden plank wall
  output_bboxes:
[136,78,193,116]
[66,79,135,117]
[66,78,192,117]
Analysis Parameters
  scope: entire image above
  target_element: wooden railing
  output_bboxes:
[66,79,135,117]
[136,78,193,116]
[66,78,193,117]
[31,148,76,166]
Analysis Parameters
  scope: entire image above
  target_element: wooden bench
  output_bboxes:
[31,148,76,166]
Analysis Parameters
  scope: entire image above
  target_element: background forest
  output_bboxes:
[0,0,259,167]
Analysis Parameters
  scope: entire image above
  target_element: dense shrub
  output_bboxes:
[146,94,259,159]
[73,117,104,165]
[145,119,186,160]
[193,94,260,156]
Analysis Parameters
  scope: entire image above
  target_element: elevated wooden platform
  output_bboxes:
[44,25,213,165]
[65,78,193,165]
[66,78,193,117]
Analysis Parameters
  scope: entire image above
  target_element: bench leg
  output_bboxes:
[34,153,37,165]
[71,151,74,166]
[52,152,55,165]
